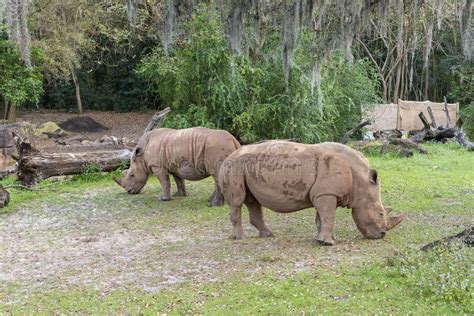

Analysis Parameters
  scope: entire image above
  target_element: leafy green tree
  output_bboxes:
[0,25,42,122]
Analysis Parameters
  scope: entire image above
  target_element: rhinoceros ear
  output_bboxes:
[369,169,378,184]
[134,147,144,157]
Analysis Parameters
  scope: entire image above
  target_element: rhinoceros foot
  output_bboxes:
[173,191,187,197]
[208,199,225,207]
[208,193,225,206]
[231,234,243,240]
[316,234,335,246]
[160,195,172,201]
[259,231,275,238]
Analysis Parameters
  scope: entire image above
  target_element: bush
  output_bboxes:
[459,103,474,139]
[0,25,43,111]
[138,6,379,143]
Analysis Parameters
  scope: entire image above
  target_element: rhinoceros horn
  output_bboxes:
[113,176,123,187]
[386,213,406,230]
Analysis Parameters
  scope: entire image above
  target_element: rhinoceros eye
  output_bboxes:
[130,174,135,178]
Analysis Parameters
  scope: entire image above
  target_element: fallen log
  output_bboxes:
[340,120,371,144]
[13,134,131,186]
[0,122,35,178]
[388,138,428,154]
[454,118,474,151]
[17,147,131,186]
[443,96,452,128]
[427,106,437,128]
[421,226,473,251]
[409,116,474,151]
[418,112,430,130]
[144,107,171,133]
[0,185,10,208]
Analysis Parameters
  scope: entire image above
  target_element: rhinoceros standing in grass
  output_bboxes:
[114,127,241,206]
[218,141,405,244]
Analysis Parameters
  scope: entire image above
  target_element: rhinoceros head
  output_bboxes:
[113,147,149,194]
[351,169,405,239]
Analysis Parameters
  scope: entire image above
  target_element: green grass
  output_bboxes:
[0,142,473,314]
[2,247,472,314]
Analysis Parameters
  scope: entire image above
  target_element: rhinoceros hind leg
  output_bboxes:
[245,200,274,238]
[316,212,321,233]
[314,195,337,245]
[172,175,187,197]
[230,205,244,239]
[208,178,225,207]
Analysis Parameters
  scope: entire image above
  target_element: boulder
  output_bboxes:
[34,122,69,139]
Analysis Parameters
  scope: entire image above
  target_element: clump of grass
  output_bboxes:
[388,245,473,311]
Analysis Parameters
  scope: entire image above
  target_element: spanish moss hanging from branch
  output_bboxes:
[125,0,138,25]
[281,0,301,90]
[460,0,473,60]
[6,0,31,68]
[162,0,176,56]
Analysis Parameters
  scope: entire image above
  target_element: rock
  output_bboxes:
[34,122,69,139]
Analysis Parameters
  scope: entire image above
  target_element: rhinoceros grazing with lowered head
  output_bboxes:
[114,127,240,206]
[218,141,405,244]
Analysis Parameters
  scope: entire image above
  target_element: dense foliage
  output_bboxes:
[139,8,379,143]
[0,25,42,119]
[0,0,472,139]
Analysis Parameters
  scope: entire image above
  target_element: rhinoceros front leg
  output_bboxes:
[314,195,337,245]
[152,167,172,201]
[245,200,274,238]
[208,178,225,207]
[172,175,187,197]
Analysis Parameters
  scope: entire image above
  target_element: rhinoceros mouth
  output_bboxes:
[365,230,386,239]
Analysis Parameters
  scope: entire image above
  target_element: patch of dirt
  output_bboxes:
[0,182,350,296]
[59,116,109,133]
[17,110,154,148]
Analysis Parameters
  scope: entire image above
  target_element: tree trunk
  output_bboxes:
[71,69,83,115]
[4,100,17,123]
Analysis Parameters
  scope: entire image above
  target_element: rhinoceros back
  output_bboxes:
[220,141,365,212]
[145,127,239,180]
